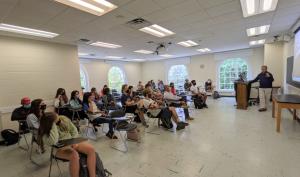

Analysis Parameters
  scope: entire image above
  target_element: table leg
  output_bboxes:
[276,105,281,133]
[272,99,275,118]
[293,109,297,120]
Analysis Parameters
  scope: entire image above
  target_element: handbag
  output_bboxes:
[127,128,140,142]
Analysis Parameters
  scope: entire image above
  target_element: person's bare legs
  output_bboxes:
[74,142,96,177]
[168,107,180,123]
[55,148,80,177]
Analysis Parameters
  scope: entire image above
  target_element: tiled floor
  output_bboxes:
[1,97,300,177]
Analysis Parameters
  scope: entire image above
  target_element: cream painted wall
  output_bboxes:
[0,35,81,135]
[80,60,142,90]
[141,47,264,90]
[264,42,284,86]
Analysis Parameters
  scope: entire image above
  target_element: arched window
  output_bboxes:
[108,66,125,92]
[168,65,188,90]
[219,59,248,91]
[80,65,88,91]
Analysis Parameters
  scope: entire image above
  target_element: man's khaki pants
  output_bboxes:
[259,88,272,109]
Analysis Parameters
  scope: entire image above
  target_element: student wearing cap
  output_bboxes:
[11,97,31,132]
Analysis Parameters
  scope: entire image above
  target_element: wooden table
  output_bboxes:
[272,94,300,132]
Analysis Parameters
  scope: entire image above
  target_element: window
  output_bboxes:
[108,66,125,92]
[168,65,188,90]
[219,59,248,91]
[80,66,88,91]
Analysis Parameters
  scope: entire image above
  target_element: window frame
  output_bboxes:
[167,64,189,90]
[80,65,89,92]
[218,59,248,92]
[107,66,126,92]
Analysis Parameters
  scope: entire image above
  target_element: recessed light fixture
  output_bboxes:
[79,53,89,56]
[240,0,278,17]
[90,41,122,48]
[177,40,199,47]
[54,0,117,16]
[197,48,211,52]
[134,50,153,54]
[139,24,175,37]
[0,23,59,38]
[105,56,124,59]
[246,25,270,36]
[249,39,265,46]
[132,59,146,62]
[160,54,174,58]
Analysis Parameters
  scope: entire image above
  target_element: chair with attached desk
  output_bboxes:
[49,137,87,177]
[272,94,300,132]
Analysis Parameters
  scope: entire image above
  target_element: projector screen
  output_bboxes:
[293,28,300,81]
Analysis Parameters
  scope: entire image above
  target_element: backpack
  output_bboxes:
[1,129,19,146]
[79,152,112,177]
[159,108,173,129]
[213,91,221,99]
[193,97,204,109]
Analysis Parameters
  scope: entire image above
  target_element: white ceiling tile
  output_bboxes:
[122,0,162,17]
[205,0,241,17]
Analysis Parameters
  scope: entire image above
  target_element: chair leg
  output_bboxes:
[56,159,63,177]
[49,148,54,177]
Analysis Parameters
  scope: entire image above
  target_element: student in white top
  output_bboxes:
[163,85,194,120]
[190,80,208,108]
[143,89,189,129]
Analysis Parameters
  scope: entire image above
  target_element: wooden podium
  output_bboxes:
[236,82,248,110]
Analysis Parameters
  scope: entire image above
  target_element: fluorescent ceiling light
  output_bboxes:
[160,54,174,58]
[246,25,270,36]
[134,50,153,54]
[249,39,265,45]
[105,56,123,59]
[90,41,122,48]
[197,48,211,52]
[0,23,59,38]
[177,40,198,47]
[240,0,278,17]
[54,0,117,16]
[79,53,89,56]
[139,24,175,37]
[132,59,146,62]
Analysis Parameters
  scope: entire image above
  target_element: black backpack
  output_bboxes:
[1,129,19,146]
[213,91,221,99]
[159,108,173,129]
[79,152,111,177]
[193,97,204,109]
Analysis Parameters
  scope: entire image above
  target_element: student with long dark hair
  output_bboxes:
[102,87,121,110]
[54,88,72,117]
[82,92,117,139]
[39,112,97,177]
[70,90,88,119]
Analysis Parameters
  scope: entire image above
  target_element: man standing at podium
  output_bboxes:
[250,65,274,112]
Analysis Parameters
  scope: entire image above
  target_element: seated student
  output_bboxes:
[39,112,97,177]
[205,79,214,92]
[190,80,208,108]
[82,92,117,139]
[157,80,164,93]
[91,87,100,102]
[102,87,121,110]
[144,83,164,104]
[11,97,31,132]
[169,82,176,95]
[26,99,46,152]
[100,85,108,97]
[69,90,88,119]
[184,79,192,91]
[137,81,144,91]
[121,84,148,127]
[142,89,188,130]
[163,85,194,120]
[54,88,72,118]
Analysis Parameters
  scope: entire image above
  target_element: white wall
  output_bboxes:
[0,35,81,133]
[141,47,264,90]
[264,42,284,86]
[80,60,142,90]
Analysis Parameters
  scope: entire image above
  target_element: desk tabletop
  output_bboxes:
[273,94,300,104]
[54,137,88,148]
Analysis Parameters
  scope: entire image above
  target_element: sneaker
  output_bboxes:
[179,121,189,126]
[187,117,194,120]
[258,108,267,112]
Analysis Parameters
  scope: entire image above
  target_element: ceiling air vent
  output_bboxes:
[125,18,151,30]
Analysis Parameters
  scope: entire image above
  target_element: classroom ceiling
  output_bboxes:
[0,0,299,61]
